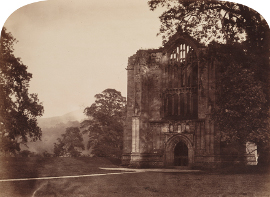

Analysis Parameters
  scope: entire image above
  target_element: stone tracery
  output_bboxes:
[163,42,198,120]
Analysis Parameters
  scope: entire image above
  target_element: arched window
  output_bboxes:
[163,42,198,120]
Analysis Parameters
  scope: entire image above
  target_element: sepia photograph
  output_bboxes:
[0,0,269,196]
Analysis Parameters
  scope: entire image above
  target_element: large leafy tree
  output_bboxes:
[81,89,126,159]
[53,127,85,157]
[0,27,44,155]
[148,0,270,159]
[208,43,269,145]
[148,0,269,83]
[148,0,268,47]
[149,0,269,78]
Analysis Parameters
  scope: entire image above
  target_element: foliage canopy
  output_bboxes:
[148,0,268,47]
[54,127,85,157]
[81,89,126,158]
[0,27,44,155]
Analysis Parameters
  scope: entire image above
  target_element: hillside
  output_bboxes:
[37,109,87,129]
[22,109,90,155]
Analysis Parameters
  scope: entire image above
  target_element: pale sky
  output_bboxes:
[1,0,269,118]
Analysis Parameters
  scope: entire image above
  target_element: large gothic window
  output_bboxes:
[163,43,198,120]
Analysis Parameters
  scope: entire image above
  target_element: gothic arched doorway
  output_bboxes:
[165,134,194,168]
[174,141,188,166]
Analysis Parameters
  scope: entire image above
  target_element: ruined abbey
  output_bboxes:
[122,32,257,168]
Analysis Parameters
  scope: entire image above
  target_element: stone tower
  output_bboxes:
[122,32,221,168]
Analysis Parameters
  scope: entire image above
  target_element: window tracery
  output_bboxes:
[163,42,198,120]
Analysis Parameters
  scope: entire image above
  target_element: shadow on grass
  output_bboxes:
[0,157,47,196]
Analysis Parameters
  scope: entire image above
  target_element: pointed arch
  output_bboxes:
[162,34,199,120]
[165,134,194,167]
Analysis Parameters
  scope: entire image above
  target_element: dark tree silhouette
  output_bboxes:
[54,127,85,157]
[81,89,126,159]
[0,27,44,155]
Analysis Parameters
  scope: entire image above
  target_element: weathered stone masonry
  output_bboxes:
[122,33,221,168]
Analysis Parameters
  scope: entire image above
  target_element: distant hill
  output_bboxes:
[22,109,90,155]
[37,109,87,129]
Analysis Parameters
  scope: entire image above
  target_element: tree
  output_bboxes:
[0,27,44,155]
[148,0,270,163]
[208,43,269,144]
[148,0,269,80]
[148,0,268,47]
[148,0,269,83]
[81,89,126,159]
[53,127,85,157]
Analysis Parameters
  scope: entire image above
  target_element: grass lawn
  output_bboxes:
[0,157,120,179]
[0,157,269,197]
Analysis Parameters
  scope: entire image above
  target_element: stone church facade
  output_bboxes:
[122,32,222,168]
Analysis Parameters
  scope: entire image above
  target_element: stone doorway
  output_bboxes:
[174,141,188,166]
[165,134,194,168]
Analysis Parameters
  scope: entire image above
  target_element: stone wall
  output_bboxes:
[122,33,221,168]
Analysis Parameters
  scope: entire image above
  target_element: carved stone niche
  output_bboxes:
[161,123,169,133]
[160,121,195,134]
